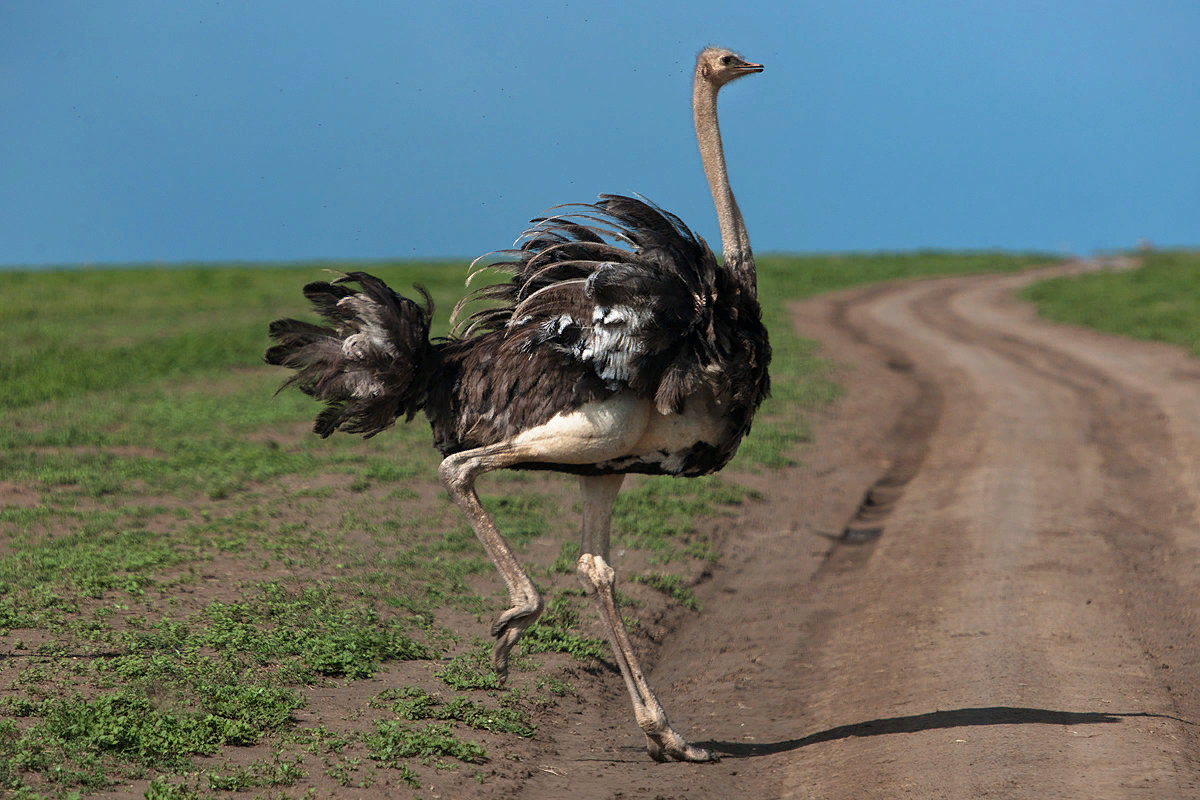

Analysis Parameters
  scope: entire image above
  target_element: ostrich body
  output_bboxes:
[266,47,768,763]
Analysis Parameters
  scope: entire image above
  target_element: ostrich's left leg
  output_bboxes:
[577,474,716,763]
[439,445,545,681]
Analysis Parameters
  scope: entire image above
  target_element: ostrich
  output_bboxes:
[266,47,769,763]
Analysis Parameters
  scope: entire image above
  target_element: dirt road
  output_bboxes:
[517,262,1200,798]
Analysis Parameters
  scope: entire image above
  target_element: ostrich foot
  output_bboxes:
[645,731,717,763]
[489,597,544,682]
[577,554,715,763]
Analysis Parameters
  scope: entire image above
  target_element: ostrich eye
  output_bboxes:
[720,55,734,66]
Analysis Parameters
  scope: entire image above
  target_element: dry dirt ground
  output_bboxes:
[493,261,1200,799]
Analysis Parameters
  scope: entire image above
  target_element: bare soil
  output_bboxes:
[501,261,1200,798]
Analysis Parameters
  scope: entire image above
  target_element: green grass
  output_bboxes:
[632,572,701,611]
[0,251,1062,797]
[369,686,536,737]
[0,262,471,410]
[520,593,610,662]
[1022,250,1200,355]
[0,688,308,793]
[366,720,487,768]
[611,475,755,562]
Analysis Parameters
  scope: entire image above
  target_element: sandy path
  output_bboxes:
[516,262,1200,799]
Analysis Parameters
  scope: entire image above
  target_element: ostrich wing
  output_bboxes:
[459,195,730,415]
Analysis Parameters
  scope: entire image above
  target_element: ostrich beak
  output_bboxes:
[738,61,764,74]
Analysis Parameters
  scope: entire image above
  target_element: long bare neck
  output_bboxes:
[693,70,756,298]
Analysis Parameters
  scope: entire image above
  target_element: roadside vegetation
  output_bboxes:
[1022,250,1200,356]
[1,251,1057,798]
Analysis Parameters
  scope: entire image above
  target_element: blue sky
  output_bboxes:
[1,1,1196,267]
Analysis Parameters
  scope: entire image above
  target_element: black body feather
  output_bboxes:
[267,195,771,476]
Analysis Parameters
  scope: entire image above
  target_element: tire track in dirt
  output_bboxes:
[820,285,943,572]
[516,263,1200,799]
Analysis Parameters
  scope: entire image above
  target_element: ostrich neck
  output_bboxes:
[693,77,756,297]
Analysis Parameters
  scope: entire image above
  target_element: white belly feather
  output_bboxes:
[507,389,728,471]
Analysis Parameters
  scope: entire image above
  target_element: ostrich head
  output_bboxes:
[695,47,764,88]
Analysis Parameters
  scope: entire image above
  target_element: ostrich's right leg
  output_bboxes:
[577,475,716,763]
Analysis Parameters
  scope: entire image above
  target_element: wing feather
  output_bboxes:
[449,194,768,416]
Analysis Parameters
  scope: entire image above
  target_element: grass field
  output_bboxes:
[1022,250,1200,357]
[1,250,1061,798]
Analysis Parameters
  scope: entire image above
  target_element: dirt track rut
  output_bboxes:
[519,262,1200,799]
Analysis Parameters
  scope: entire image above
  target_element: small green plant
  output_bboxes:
[324,756,362,787]
[612,476,753,561]
[200,582,433,680]
[145,775,207,799]
[538,676,577,698]
[435,642,504,690]
[633,572,701,611]
[1,689,292,792]
[552,540,580,574]
[480,492,552,548]
[200,753,307,792]
[366,721,487,765]
[520,593,608,662]
[370,686,535,737]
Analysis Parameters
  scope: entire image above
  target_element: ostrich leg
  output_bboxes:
[439,447,544,680]
[435,396,649,680]
[577,475,716,763]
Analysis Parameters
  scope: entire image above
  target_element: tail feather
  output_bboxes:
[266,272,436,438]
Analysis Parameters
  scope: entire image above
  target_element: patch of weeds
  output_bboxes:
[259,752,308,786]
[633,572,701,611]
[521,593,608,662]
[202,752,307,792]
[436,642,503,690]
[683,538,721,562]
[0,720,24,793]
[195,683,304,731]
[364,460,424,482]
[290,723,354,755]
[537,675,578,701]
[201,581,433,680]
[547,676,577,695]
[393,763,423,789]
[4,690,279,790]
[480,492,552,549]
[324,755,364,787]
[0,594,41,632]
[0,696,39,717]
[552,540,579,575]
[145,775,206,799]
[387,486,421,501]
[366,721,487,766]
[614,587,641,608]
[371,686,535,737]
[0,525,192,599]
[612,476,753,561]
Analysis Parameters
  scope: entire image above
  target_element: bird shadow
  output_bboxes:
[699,705,1192,759]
